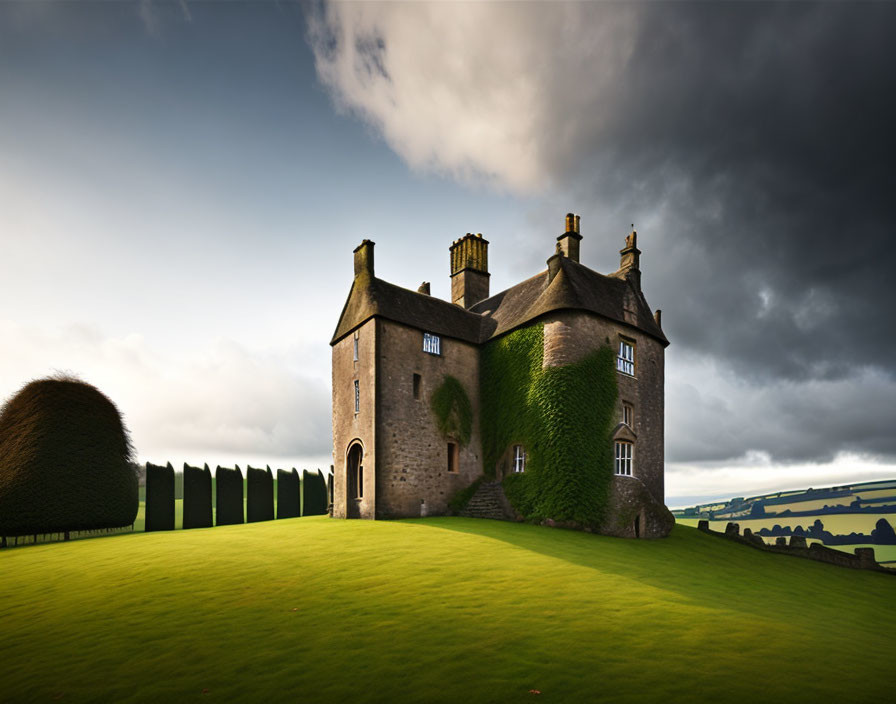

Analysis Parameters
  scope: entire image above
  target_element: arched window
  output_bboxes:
[513,445,526,473]
[348,443,364,499]
[614,441,633,476]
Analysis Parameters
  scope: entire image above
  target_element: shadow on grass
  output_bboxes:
[394,516,894,622]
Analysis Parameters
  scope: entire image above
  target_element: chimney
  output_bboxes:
[417,281,431,295]
[618,226,641,289]
[449,233,489,308]
[353,239,375,278]
[547,242,563,283]
[557,212,582,262]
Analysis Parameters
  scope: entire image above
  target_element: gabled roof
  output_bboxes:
[330,274,482,345]
[330,256,668,347]
[472,256,668,345]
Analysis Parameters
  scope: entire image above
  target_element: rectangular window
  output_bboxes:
[513,445,526,473]
[354,379,360,413]
[413,373,421,399]
[423,332,441,356]
[617,339,635,376]
[353,333,359,361]
[623,403,633,427]
[447,442,459,473]
[614,441,633,476]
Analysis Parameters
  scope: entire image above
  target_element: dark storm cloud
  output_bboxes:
[558,2,896,383]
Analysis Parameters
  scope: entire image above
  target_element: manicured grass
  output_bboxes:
[1,519,893,702]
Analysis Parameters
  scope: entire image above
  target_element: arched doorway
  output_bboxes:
[347,443,363,518]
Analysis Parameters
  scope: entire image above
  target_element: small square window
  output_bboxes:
[423,332,441,356]
[617,339,635,376]
[413,373,421,399]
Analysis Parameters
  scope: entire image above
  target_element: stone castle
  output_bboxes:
[330,214,673,537]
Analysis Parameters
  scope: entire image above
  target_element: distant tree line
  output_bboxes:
[757,518,896,546]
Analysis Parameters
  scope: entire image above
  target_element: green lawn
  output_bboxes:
[1,519,893,702]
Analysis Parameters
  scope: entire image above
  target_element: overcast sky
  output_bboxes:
[2,1,895,506]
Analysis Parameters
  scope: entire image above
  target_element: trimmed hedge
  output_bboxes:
[215,465,243,526]
[183,463,212,530]
[247,465,274,523]
[277,468,300,519]
[0,376,138,536]
[145,461,175,532]
[302,469,328,516]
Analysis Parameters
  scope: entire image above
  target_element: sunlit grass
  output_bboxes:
[0,519,893,702]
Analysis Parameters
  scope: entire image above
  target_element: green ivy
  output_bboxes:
[480,323,618,526]
[431,375,473,446]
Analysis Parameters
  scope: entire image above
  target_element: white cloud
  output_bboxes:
[307,2,638,193]
[138,0,161,38]
[0,321,332,471]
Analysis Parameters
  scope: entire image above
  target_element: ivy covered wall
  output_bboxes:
[480,322,618,526]
[431,375,473,446]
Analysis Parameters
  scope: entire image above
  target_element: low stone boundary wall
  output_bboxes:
[697,520,890,572]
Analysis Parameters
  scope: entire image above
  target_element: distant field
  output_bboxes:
[855,489,896,500]
[675,516,896,555]
[688,513,894,536]
[765,497,854,513]
[1,519,894,702]
[676,518,896,563]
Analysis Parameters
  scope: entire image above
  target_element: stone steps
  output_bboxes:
[459,481,510,520]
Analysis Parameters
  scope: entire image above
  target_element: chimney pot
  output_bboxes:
[557,212,582,262]
[449,232,490,308]
[618,226,642,289]
[418,281,431,295]
[353,239,375,278]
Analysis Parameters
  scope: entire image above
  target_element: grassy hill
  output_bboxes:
[1,518,893,702]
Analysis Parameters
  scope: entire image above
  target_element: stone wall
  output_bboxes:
[697,521,891,572]
[598,475,675,538]
[542,310,666,505]
[332,318,377,519]
[375,319,481,518]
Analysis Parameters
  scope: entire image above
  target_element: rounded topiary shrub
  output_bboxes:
[0,375,138,536]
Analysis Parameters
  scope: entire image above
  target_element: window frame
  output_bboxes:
[447,441,459,473]
[352,332,359,362]
[353,379,360,413]
[423,332,441,356]
[513,444,526,473]
[623,402,633,427]
[614,441,633,476]
[617,337,636,376]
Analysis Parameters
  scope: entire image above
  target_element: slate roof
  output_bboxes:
[331,256,668,347]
